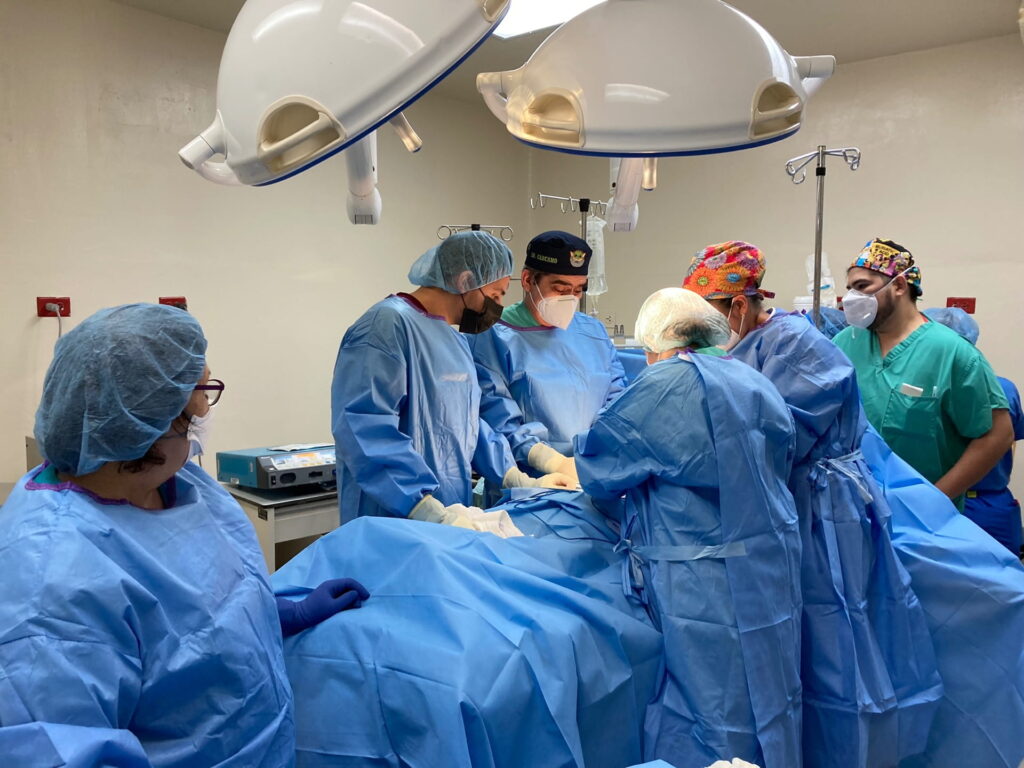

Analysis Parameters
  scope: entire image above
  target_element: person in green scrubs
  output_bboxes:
[833,238,1012,508]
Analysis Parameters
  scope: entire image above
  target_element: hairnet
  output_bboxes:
[923,307,979,345]
[35,303,207,475]
[635,287,731,353]
[408,230,513,294]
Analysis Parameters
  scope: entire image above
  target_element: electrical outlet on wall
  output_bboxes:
[946,297,976,314]
[36,297,71,317]
[159,296,188,310]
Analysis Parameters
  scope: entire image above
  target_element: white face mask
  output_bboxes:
[720,300,747,352]
[840,289,878,329]
[841,268,909,329]
[532,284,578,330]
[187,408,215,460]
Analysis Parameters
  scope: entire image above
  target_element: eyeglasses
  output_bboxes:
[194,378,225,407]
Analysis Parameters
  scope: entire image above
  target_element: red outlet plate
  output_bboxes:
[946,297,976,314]
[36,297,71,317]
[159,296,188,310]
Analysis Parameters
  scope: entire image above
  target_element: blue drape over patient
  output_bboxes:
[861,428,1024,768]
[273,492,663,768]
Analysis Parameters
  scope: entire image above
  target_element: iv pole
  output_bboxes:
[784,145,861,327]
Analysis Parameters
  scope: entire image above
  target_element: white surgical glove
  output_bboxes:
[502,467,576,490]
[408,496,523,537]
[705,760,762,768]
[460,507,524,538]
[527,443,579,485]
[408,494,476,530]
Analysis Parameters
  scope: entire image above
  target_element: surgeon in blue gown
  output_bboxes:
[332,231,574,529]
[574,287,803,768]
[685,242,942,768]
[0,304,295,767]
[469,231,626,487]
[923,307,1024,556]
[816,306,849,339]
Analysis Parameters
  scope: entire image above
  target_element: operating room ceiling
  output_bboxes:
[113,0,1020,100]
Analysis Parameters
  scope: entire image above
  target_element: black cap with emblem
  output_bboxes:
[524,231,593,276]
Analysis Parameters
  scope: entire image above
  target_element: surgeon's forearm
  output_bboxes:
[935,410,1014,500]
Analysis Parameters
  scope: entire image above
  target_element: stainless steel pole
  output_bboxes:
[812,146,826,328]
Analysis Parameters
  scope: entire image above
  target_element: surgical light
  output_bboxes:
[478,0,835,231]
[178,0,510,224]
[492,0,606,39]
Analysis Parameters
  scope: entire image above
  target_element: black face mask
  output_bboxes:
[458,289,503,334]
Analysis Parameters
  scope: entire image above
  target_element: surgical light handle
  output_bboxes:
[178,120,242,186]
[258,113,336,161]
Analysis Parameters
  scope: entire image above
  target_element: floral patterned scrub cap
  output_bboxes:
[683,241,776,301]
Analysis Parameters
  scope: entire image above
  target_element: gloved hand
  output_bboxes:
[409,494,478,530]
[277,578,370,638]
[459,507,525,538]
[705,760,762,768]
[527,443,579,485]
[502,466,577,490]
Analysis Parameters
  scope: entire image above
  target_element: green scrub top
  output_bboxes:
[501,301,542,328]
[834,318,1008,505]
[693,346,728,357]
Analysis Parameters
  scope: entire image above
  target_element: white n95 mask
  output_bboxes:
[841,289,878,329]
[841,267,910,329]
[534,286,579,330]
[187,408,215,460]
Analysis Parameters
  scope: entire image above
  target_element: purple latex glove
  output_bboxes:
[276,578,370,638]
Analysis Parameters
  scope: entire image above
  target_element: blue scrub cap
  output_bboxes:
[408,230,513,294]
[923,307,979,345]
[35,303,207,476]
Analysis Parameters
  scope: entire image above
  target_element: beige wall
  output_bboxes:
[2,0,1021,502]
[0,0,531,481]
[525,33,1024,498]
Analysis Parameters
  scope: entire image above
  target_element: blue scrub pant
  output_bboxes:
[964,488,1023,556]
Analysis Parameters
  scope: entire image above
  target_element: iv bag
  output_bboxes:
[805,251,837,308]
[586,215,608,296]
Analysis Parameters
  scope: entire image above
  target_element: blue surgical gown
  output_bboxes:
[730,312,942,767]
[332,295,514,523]
[574,352,803,768]
[964,376,1024,554]
[469,313,627,462]
[273,493,663,768]
[616,348,649,386]
[861,428,1024,768]
[0,462,294,767]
